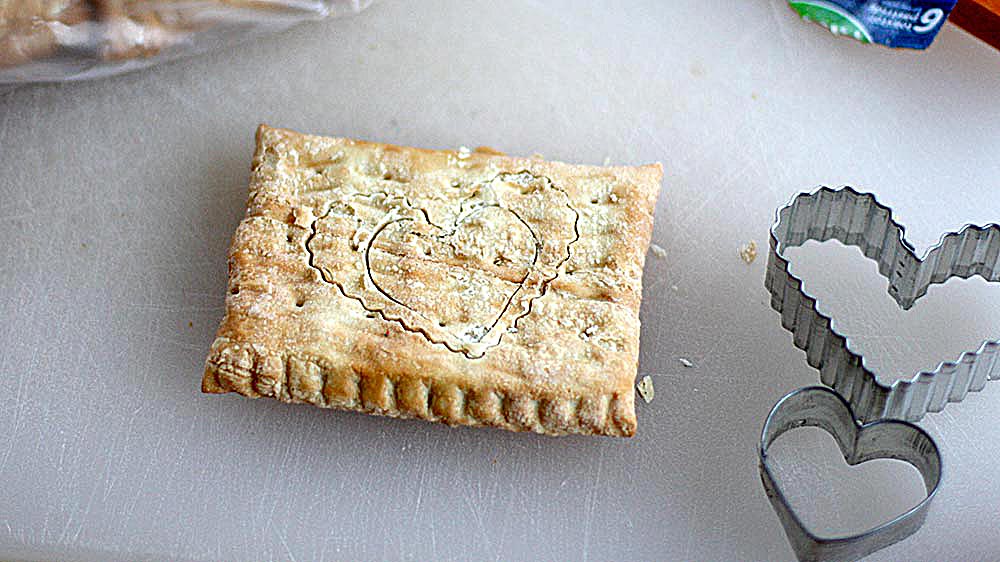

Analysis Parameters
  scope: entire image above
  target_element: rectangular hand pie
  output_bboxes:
[203,125,662,436]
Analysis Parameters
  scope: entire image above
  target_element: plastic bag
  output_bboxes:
[0,1,371,84]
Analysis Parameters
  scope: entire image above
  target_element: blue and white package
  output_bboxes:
[789,0,958,49]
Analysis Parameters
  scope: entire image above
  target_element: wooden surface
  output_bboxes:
[951,0,1000,49]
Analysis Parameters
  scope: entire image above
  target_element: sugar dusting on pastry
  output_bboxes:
[292,206,315,229]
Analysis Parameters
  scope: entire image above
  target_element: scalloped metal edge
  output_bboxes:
[766,186,1000,423]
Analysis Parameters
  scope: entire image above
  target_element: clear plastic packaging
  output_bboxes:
[0,0,371,84]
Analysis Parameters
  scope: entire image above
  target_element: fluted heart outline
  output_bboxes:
[766,187,1000,423]
[364,203,540,346]
[306,171,580,359]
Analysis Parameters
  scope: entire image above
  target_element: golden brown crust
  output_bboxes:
[203,125,663,436]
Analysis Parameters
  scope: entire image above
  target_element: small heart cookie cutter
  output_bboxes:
[760,386,941,562]
[760,187,999,560]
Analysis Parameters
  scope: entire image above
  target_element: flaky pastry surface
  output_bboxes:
[203,125,662,436]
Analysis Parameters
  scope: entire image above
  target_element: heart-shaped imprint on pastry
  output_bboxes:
[367,204,539,345]
[307,171,579,357]
[760,386,941,562]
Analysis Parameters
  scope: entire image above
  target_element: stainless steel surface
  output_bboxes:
[767,187,1000,422]
[1,1,1000,560]
[760,387,941,562]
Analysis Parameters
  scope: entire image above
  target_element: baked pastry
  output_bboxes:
[0,1,91,67]
[93,0,190,60]
[93,1,295,60]
[203,125,663,436]
[0,0,313,67]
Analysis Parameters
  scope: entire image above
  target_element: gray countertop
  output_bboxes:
[2,1,999,560]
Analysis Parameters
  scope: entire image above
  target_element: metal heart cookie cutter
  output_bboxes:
[760,386,940,562]
[759,187,1000,561]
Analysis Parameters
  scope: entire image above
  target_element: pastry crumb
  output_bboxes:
[678,357,694,368]
[602,156,611,166]
[670,284,678,291]
[636,375,655,403]
[739,240,758,264]
[649,243,667,259]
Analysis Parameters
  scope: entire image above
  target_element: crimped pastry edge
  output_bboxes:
[203,338,636,437]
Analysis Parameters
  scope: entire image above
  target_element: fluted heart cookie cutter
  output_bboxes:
[767,187,1000,423]
[760,187,999,561]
